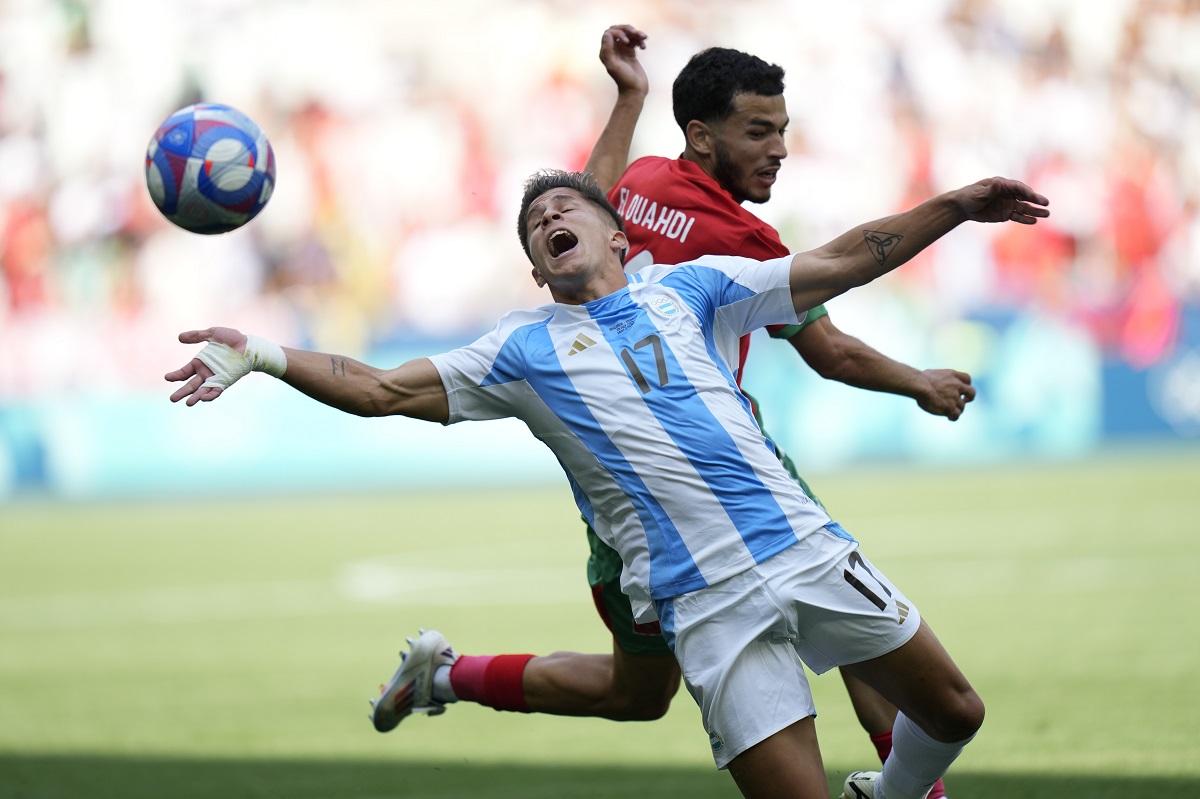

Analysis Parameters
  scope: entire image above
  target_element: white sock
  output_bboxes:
[880,712,973,799]
[431,664,457,703]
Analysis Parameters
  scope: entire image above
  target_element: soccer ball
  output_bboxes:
[144,102,276,234]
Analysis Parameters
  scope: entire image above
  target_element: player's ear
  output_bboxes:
[685,119,713,155]
[531,266,547,288]
[609,230,629,256]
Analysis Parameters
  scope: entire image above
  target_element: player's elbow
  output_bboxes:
[809,354,855,382]
[352,376,429,418]
[798,338,858,383]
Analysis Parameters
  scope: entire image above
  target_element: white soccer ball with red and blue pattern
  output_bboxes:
[145,103,276,234]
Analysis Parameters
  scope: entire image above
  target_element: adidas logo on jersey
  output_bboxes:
[568,333,597,356]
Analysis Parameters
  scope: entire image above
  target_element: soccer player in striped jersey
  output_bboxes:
[166,168,1049,799]
[432,26,975,799]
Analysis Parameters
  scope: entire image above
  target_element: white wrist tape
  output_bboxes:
[197,334,287,392]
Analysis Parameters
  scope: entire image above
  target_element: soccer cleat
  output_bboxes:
[841,771,881,799]
[369,628,459,733]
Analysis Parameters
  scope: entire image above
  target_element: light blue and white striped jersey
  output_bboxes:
[429,254,832,620]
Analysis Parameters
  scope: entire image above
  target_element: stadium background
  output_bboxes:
[0,0,1198,496]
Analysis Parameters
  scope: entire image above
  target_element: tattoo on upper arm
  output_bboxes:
[863,230,904,266]
[331,357,346,376]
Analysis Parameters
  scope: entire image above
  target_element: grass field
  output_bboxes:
[2,450,1199,798]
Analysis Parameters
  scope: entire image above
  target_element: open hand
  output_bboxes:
[956,177,1050,225]
[165,327,248,406]
[599,24,648,96]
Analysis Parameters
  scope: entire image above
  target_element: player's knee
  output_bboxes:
[930,688,985,742]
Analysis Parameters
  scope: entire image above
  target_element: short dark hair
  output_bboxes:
[672,47,785,132]
[517,170,626,264]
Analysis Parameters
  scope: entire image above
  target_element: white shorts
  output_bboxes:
[654,522,921,769]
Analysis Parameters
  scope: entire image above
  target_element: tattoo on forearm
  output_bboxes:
[863,230,904,265]
[331,357,346,376]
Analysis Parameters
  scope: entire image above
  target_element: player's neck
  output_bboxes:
[548,271,629,306]
[549,261,633,304]
[680,150,740,204]
[680,149,713,178]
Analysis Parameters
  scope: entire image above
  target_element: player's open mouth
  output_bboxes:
[548,229,578,259]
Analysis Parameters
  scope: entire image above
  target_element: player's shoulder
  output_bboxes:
[634,254,759,285]
[486,306,556,339]
[616,156,698,193]
[622,155,674,176]
[496,304,554,322]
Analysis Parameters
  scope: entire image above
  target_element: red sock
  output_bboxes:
[870,730,893,763]
[448,654,535,712]
[870,730,947,799]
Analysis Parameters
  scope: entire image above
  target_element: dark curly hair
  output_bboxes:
[672,47,786,132]
[517,170,627,264]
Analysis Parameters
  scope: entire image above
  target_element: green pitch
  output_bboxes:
[1,450,1198,798]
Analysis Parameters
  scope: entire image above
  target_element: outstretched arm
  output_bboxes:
[787,176,1050,313]
[165,327,449,423]
[788,316,975,420]
[582,24,649,192]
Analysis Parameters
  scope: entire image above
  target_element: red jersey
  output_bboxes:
[608,156,791,265]
[607,156,809,383]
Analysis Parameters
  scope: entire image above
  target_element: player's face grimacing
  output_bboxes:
[708,93,789,205]
[525,189,626,287]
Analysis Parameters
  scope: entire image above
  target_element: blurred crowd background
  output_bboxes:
[1,0,1198,499]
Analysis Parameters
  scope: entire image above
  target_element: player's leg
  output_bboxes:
[374,526,680,724]
[518,523,681,719]
[840,670,948,799]
[762,414,949,799]
[810,543,978,799]
[774,530,974,799]
[427,636,677,720]
[837,621,981,799]
[726,717,828,799]
[377,634,677,723]
[517,527,680,719]
[520,642,679,720]
[840,671,896,735]
[660,559,842,799]
[840,619,982,746]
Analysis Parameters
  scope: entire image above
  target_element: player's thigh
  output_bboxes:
[840,619,982,742]
[838,668,898,735]
[727,716,827,799]
[664,572,817,769]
